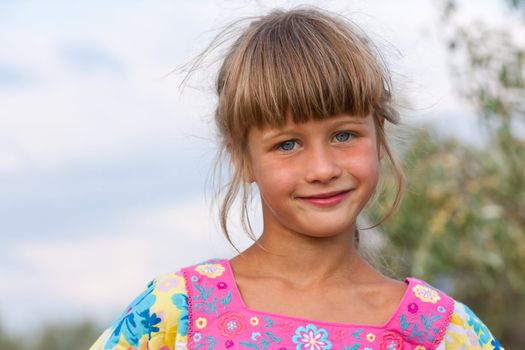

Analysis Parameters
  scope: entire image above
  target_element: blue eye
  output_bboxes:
[278,140,296,151]
[334,132,352,142]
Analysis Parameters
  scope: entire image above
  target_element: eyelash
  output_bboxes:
[275,131,356,152]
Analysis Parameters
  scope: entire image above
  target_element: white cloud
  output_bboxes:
[0,2,218,174]
[1,195,258,330]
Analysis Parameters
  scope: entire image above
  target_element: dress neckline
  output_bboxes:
[222,258,413,329]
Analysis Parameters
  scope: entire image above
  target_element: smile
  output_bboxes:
[298,190,352,208]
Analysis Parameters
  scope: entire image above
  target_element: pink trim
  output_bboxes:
[429,297,455,350]
[181,267,195,350]
[224,258,413,329]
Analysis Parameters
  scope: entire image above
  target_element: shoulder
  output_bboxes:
[439,299,503,349]
[390,277,455,349]
[90,269,190,350]
[408,278,503,350]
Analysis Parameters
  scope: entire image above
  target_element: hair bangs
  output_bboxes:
[216,8,389,144]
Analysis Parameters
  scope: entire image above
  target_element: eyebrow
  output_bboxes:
[261,129,298,142]
[330,118,367,127]
[261,117,367,142]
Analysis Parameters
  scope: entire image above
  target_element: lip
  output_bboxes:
[298,189,352,208]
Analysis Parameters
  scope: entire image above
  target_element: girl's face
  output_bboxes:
[246,114,382,239]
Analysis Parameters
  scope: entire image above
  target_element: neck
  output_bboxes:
[233,224,377,288]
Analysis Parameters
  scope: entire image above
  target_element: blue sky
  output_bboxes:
[0,0,517,333]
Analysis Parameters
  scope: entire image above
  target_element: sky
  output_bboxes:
[0,0,518,333]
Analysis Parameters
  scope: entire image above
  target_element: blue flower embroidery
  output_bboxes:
[292,324,332,350]
[464,304,491,346]
[193,332,202,342]
[172,293,189,336]
[104,280,159,350]
[491,337,502,350]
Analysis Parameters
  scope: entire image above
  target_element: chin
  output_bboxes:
[295,224,355,239]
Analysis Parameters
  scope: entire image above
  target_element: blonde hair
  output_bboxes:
[193,7,405,247]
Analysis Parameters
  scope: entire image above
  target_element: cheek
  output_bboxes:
[255,158,297,190]
[344,143,381,181]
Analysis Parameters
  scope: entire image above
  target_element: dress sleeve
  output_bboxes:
[436,300,503,349]
[89,271,189,350]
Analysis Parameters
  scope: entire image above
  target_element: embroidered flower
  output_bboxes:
[195,263,225,278]
[413,284,441,303]
[380,331,404,350]
[366,333,376,342]
[195,317,207,330]
[193,333,202,342]
[407,302,419,314]
[218,311,246,338]
[158,277,180,292]
[292,324,332,350]
[217,281,228,289]
[250,316,260,326]
[415,346,426,350]
[437,305,446,313]
[225,340,234,348]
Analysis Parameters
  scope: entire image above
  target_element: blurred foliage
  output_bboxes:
[0,323,22,350]
[369,0,525,347]
[0,320,101,350]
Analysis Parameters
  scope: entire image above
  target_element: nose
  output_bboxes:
[304,144,342,183]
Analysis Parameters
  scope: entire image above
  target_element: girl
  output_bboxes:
[91,7,502,350]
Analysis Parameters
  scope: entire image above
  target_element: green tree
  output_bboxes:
[33,321,101,350]
[0,322,23,350]
[0,319,102,350]
[367,0,524,347]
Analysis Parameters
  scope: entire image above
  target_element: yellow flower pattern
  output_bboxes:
[413,284,441,303]
[195,316,208,329]
[195,263,225,278]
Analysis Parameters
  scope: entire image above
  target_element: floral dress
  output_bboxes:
[90,259,503,350]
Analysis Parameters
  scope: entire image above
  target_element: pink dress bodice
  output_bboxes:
[181,259,454,350]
